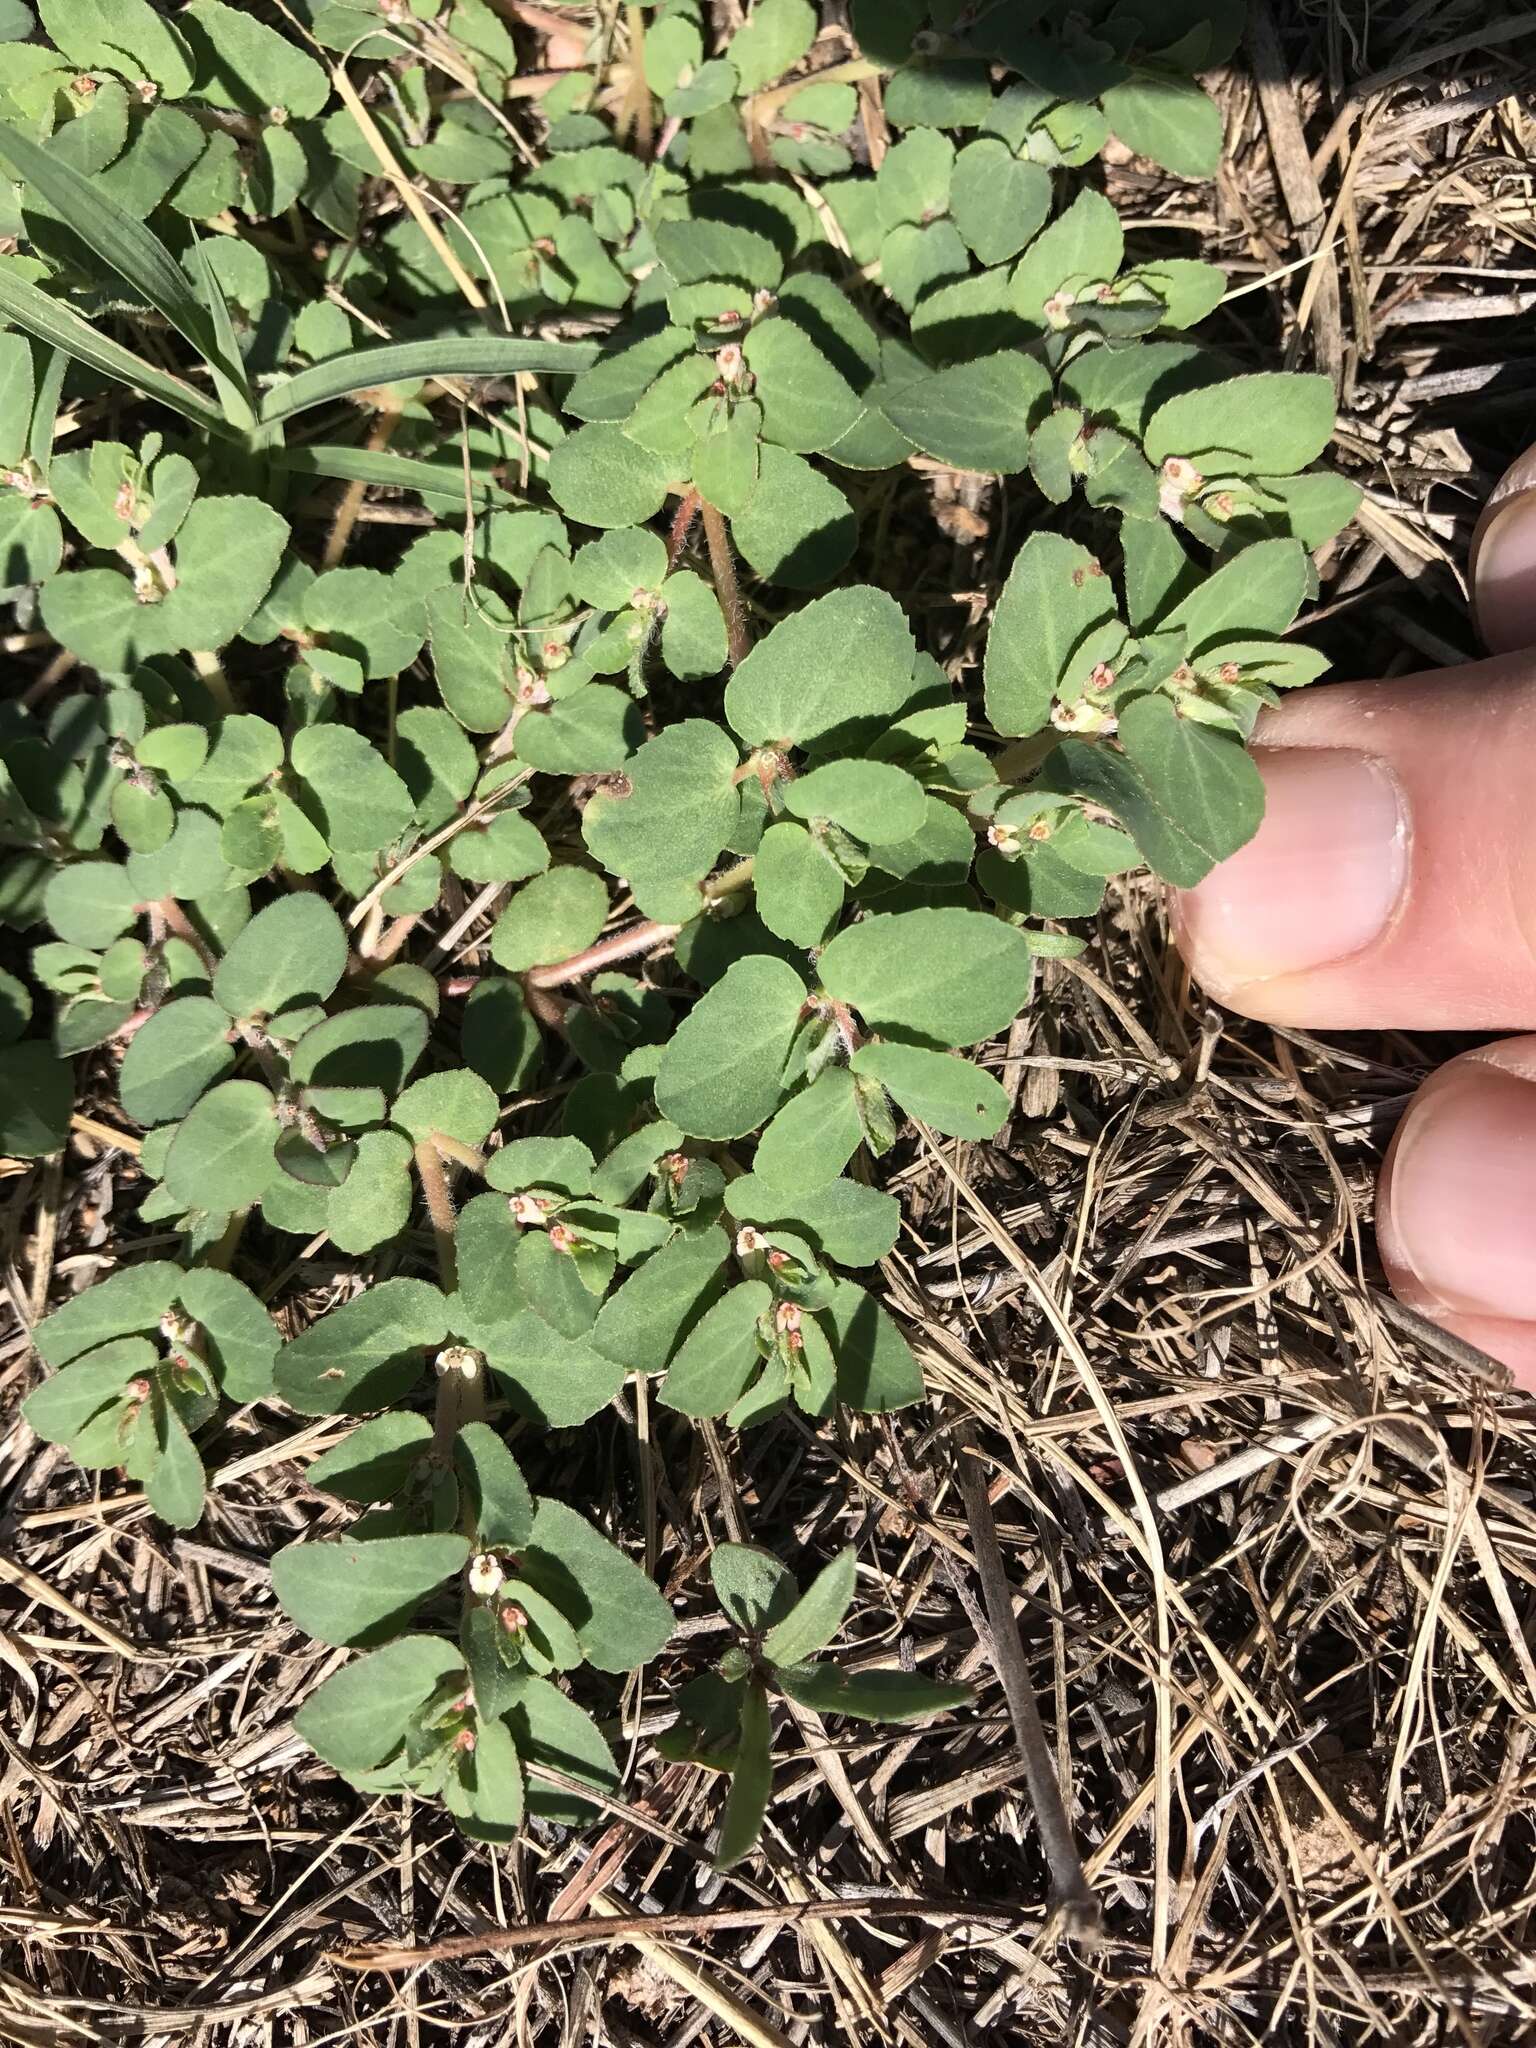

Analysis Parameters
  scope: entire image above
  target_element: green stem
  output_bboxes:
[704,856,755,903]
[189,648,236,715]
[205,1207,248,1273]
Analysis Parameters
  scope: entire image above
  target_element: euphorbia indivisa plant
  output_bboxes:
[10,0,1346,1848]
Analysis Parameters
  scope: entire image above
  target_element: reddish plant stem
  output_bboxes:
[324,403,401,568]
[522,858,755,991]
[700,500,751,667]
[526,918,682,989]
[153,896,292,1087]
[520,974,570,1036]
[414,1138,459,1291]
[368,911,421,966]
[623,4,653,156]
[667,486,701,571]
[432,1344,485,1461]
[151,896,217,976]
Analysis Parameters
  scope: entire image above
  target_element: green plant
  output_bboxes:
[10,0,1351,1854]
[661,1542,971,1867]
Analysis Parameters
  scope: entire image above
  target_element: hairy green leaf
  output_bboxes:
[753,820,844,949]
[850,1042,1009,1140]
[754,1069,863,1194]
[296,1635,464,1774]
[712,1543,797,1633]
[213,895,348,1024]
[725,586,914,749]
[714,1681,772,1869]
[275,1277,449,1415]
[784,759,926,844]
[654,955,806,1139]
[271,1533,469,1648]
[1144,373,1336,476]
[490,864,609,972]
[985,532,1119,737]
[775,1662,971,1722]
[819,909,1033,1049]
[592,1224,727,1373]
[520,1498,673,1671]
[163,1078,277,1212]
[1102,74,1223,180]
[659,1281,771,1418]
[762,1548,855,1667]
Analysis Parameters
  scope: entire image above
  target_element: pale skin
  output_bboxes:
[1174,449,1536,1382]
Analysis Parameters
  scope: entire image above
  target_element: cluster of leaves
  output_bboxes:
[6,0,1351,1857]
[662,1543,970,1866]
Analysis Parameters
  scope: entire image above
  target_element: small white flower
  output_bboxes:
[468,1553,505,1598]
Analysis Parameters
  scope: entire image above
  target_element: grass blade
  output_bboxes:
[185,232,257,435]
[259,337,603,426]
[0,122,223,374]
[28,342,65,477]
[271,443,522,508]
[0,266,225,431]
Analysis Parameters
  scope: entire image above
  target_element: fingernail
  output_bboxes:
[1176,750,1407,985]
[1387,1064,1536,1322]
[1474,488,1536,653]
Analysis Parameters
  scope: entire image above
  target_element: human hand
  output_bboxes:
[1173,451,1536,1382]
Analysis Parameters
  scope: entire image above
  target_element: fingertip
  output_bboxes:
[1383,1295,1536,1392]
[1377,1039,1536,1386]
[1172,746,1409,1018]
[1472,446,1536,653]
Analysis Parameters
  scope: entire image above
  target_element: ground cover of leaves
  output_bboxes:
[5,4,1536,2043]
